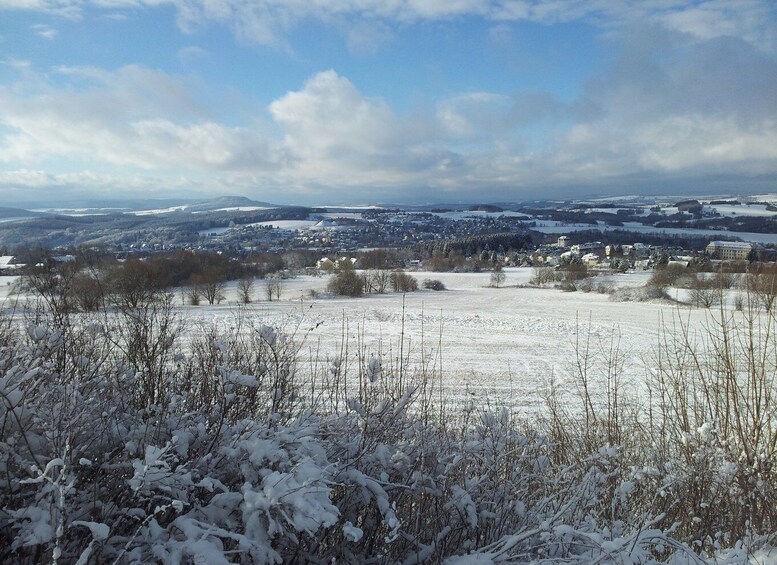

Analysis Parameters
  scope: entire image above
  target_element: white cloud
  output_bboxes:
[31,23,58,39]
[0,168,55,187]
[635,116,777,172]
[343,20,394,55]
[2,0,775,52]
[437,93,513,138]
[177,45,209,63]
[270,70,397,159]
[658,0,776,49]
[1,35,777,203]
[0,64,278,171]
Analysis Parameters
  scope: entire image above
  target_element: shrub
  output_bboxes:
[609,285,670,302]
[423,278,447,291]
[327,269,364,296]
[648,263,686,288]
[559,262,589,282]
[391,270,418,293]
[576,278,594,293]
[557,281,577,292]
[595,280,614,294]
[689,274,723,308]
[530,266,556,286]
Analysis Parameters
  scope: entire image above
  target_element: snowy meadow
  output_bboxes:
[2,267,777,563]
[182,269,703,414]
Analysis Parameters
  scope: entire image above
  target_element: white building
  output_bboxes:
[705,241,753,261]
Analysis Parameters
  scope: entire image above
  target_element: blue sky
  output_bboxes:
[1,1,776,205]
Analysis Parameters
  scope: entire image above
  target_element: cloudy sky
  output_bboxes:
[1,0,776,205]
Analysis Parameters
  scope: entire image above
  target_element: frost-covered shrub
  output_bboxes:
[610,285,670,302]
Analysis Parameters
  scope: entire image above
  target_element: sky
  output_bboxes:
[1,1,776,206]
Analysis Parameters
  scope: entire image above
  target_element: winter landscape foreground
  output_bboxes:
[2,268,777,563]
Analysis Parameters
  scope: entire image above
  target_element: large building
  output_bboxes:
[705,241,753,261]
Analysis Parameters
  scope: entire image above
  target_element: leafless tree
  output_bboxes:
[747,272,777,311]
[390,270,418,293]
[187,277,202,305]
[530,266,556,286]
[490,264,506,288]
[690,275,722,309]
[237,276,255,304]
[365,270,391,294]
[71,271,104,311]
[265,277,282,301]
[199,267,227,305]
[106,258,164,309]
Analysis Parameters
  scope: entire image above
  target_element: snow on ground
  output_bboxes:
[198,219,320,235]
[708,204,777,217]
[0,276,20,302]
[250,219,320,230]
[431,210,531,220]
[31,208,129,215]
[314,205,383,210]
[532,221,777,244]
[582,207,638,214]
[196,206,271,213]
[0,268,747,417]
[178,268,714,416]
[198,226,232,236]
[317,212,365,220]
[0,217,32,223]
[132,205,189,215]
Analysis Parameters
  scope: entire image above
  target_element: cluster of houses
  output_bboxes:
[525,237,767,271]
[0,238,770,279]
[315,256,358,271]
[526,237,659,270]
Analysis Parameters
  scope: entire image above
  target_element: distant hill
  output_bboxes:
[0,207,45,220]
[184,196,276,213]
[469,204,504,213]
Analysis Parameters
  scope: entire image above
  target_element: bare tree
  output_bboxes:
[265,277,282,301]
[390,270,418,293]
[690,275,723,309]
[365,270,391,294]
[106,258,164,309]
[237,276,255,304]
[490,264,506,288]
[71,271,104,311]
[747,272,777,311]
[187,276,202,305]
[22,254,78,327]
[200,267,227,305]
[530,266,555,286]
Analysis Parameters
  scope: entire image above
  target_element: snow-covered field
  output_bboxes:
[0,269,742,415]
[172,268,720,415]
[709,203,777,217]
[532,221,777,244]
